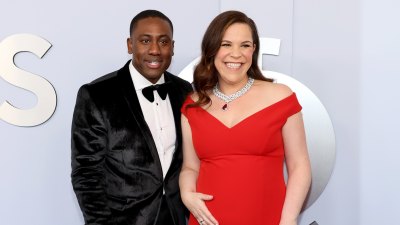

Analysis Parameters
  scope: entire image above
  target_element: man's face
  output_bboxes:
[127,17,174,84]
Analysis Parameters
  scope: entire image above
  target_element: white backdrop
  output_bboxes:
[1,0,399,224]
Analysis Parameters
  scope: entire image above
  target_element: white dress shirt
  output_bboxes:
[129,63,176,179]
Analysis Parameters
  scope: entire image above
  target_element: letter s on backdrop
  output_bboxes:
[0,34,56,127]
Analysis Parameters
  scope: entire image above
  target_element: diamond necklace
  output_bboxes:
[213,77,255,111]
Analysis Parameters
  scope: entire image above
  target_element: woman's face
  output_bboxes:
[214,22,255,85]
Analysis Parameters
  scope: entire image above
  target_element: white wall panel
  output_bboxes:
[360,1,400,224]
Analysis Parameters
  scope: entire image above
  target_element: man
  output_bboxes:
[71,10,192,225]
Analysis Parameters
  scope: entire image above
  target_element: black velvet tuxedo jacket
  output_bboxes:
[71,61,192,225]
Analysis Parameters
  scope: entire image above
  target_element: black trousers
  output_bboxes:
[155,195,174,225]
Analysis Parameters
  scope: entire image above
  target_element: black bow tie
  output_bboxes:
[141,82,171,102]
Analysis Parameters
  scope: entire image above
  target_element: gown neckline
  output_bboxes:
[188,93,295,129]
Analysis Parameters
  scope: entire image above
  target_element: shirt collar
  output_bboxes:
[129,61,165,91]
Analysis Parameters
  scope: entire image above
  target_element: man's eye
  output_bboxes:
[141,40,150,44]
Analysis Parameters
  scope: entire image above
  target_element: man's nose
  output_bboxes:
[149,41,161,55]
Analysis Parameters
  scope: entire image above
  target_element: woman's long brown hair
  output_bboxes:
[188,10,273,109]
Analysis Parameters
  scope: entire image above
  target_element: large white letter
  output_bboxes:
[0,34,56,127]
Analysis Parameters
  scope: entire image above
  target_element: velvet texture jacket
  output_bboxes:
[71,61,192,225]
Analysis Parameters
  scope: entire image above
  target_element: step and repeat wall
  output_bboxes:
[2,0,399,224]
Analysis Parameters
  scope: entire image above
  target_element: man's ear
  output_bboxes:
[127,37,133,54]
[172,40,175,56]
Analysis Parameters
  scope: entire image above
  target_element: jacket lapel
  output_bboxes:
[117,61,163,178]
[164,72,185,178]
[164,72,182,138]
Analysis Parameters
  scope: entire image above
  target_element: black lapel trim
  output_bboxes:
[117,60,163,178]
[164,72,185,179]
[164,72,183,139]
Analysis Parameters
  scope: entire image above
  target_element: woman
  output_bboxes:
[179,10,311,225]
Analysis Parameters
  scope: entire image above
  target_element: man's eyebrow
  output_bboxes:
[137,34,171,38]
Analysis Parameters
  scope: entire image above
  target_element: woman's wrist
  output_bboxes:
[279,216,297,225]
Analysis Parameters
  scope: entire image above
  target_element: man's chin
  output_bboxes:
[142,72,164,83]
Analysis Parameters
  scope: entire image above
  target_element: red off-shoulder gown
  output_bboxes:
[181,93,302,225]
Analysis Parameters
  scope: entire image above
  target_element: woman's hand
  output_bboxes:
[181,191,219,225]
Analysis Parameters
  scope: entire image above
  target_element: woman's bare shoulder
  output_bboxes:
[190,92,199,102]
[257,80,292,95]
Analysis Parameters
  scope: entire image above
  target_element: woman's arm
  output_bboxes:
[179,114,218,225]
[279,112,312,225]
